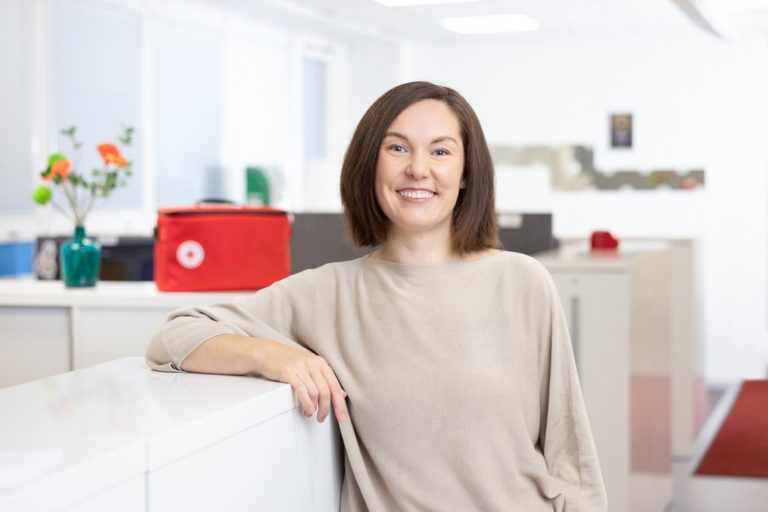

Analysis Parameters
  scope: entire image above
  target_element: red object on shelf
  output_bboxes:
[590,230,619,250]
[154,204,291,291]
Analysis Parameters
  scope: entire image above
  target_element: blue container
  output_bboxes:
[0,240,34,277]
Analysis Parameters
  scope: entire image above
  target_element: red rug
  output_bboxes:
[696,380,768,477]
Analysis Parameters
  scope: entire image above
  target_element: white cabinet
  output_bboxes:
[75,306,176,369]
[536,242,687,512]
[61,476,145,512]
[0,280,242,388]
[0,306,70,388]
[148,408,341,511]
[0,358,343,512]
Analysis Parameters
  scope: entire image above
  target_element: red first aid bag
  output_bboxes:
[154,204,291,291]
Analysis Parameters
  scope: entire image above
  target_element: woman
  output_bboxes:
[146,81,607,511]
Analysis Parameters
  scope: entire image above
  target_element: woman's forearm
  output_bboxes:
[177,333,349,423]
[179,334,274,375]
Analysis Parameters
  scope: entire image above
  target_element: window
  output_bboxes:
[303,57,328,161]
[152,18,222,207]
[298,37,350,211]
[0,0,35,214]
[52,0,142,209]
[221,19,292,206]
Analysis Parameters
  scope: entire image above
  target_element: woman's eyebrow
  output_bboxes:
[431,136,458,145]
[383,132,458,145]
[383,131,409,141]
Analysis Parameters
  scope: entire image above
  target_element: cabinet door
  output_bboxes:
[549,271,632,512]
[75,307,174,369]
[148,407,343,511]
[0,307,70,388]
[61,476,145,512]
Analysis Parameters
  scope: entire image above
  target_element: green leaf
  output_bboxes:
[118,125,134,145]
[70,174,87,188]
[105,172,117,190]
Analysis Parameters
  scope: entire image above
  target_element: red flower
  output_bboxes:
[97,143,128,168]
[45,159,70,182]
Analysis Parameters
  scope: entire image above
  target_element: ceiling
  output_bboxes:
[218,0,768,42]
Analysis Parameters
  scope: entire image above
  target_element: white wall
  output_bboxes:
[406,33,768,382]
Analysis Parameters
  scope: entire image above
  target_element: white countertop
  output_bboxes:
[0,278,245,307]
[535,240,671,272]
[0,358,297,511]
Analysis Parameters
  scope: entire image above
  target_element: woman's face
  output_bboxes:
[375,99,465,240]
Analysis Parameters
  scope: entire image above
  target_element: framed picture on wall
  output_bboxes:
[610,113,633,148]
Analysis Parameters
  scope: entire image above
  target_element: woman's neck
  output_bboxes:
[375,240,452,264]
[375,224,451,263]
[371,240,498,264]
[374,230,496,265]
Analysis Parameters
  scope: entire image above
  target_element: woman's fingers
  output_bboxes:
[279,352,347,423]
[320,364,348,423]
[309,368,332,422]
[288,371,316,417]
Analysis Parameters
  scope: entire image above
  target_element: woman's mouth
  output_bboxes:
[397,189,436,200]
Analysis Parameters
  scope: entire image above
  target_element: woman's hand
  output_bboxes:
[259,340,348,424]
[179,334,348,424]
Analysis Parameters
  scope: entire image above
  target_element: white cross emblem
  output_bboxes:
[176,240,205,269]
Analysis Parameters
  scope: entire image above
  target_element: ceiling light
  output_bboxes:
[374,0,478,7]
[440,14,540,34]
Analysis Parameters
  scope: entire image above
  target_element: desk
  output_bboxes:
[0,357,342,512]
[0,280,243,388]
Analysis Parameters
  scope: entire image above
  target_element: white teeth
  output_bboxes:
[398,190,435,199]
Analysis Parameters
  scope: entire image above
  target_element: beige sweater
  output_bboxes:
[146,251,607,511]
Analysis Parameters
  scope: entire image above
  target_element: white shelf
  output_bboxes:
[0,278,245,307]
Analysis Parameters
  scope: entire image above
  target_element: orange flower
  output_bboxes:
[45,159,70,182]
[97,143,128,168]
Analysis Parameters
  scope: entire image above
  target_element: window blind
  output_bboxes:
[153,18,222,207]
[52,0,142,210]
[0,0,34,214]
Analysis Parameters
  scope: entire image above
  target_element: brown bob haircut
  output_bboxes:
[340,81,499,255]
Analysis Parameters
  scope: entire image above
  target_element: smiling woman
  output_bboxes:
[374,100,466,249]
[340,81,498,257]
[147,81,608,512]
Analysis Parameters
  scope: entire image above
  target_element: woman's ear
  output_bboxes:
[460,178,467,189]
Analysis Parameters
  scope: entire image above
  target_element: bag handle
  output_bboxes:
[195,198,238,207]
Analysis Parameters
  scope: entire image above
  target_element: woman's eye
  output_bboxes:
[389,144,407,153]
[433,149,449,156]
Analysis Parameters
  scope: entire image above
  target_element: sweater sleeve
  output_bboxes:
[538,269,608,511]
[145,273,315,373]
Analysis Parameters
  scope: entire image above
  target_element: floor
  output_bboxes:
[666,385,768,512]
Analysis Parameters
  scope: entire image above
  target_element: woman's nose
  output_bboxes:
[406,151,429,179]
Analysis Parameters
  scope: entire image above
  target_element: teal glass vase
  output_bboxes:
[60,225,101,287]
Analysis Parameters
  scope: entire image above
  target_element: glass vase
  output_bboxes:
[60,225,101,288]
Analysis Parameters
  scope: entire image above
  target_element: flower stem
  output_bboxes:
[61,179,82,225]
[50,199,74,223]
[83,191,96,220]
